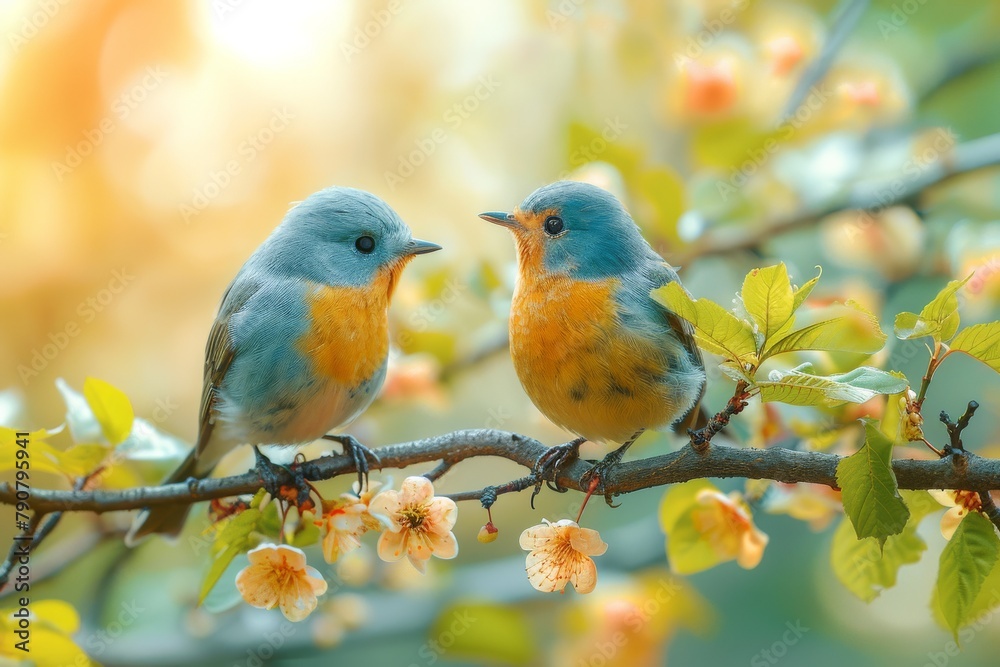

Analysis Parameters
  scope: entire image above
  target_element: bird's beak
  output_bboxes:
[404,238,442,256]
[478,211,519,229]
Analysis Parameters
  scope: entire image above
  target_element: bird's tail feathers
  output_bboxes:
[124,448,203,547]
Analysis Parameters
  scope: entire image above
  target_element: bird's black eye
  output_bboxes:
[543,215,564,236]
[355,235,376,253]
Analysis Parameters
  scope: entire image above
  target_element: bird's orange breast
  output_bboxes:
[509,272,678,444]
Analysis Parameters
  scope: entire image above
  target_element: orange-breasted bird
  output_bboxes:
[126,186,440,544]
[480,181,706,488]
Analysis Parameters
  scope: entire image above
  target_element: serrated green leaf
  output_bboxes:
[742,263,794,342]
[763,301,886,358]
[430,603,536,666]
[757,367,908,407]
[935,512,1000,640]
[83,377,134,446]
[831,490,937,602]
[792,267,822,312]
[200,508,263,604]
[894,275,972,342]
[651,282,757,363]
[836,420,909,546]
[950,321,1000,374]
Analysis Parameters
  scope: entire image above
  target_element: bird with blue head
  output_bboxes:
[480,180,706,498]
[127,186,440,544]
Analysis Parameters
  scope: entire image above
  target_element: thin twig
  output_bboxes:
[423,461,455,482]
[679,132,1000,263]
[940,400,980,452]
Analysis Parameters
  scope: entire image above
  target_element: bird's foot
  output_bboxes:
[530,437,587,508]
[253,446,314,512]
[579,446,629,508]
[322,434,381,491]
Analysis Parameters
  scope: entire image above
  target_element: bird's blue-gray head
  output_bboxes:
[254,186,440,291]
[479,181,649,279]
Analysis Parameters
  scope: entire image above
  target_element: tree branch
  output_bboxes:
[681,132,1000,263]
[3,429,1000,516]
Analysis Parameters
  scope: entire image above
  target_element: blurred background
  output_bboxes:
[2,0,1000,664]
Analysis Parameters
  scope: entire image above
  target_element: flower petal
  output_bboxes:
[569,527,608,557]
[568,553,599,593]
[525,548,570,593]
[427,531,459,560]
[368,490,402,530]
[377,527,408,562]
[928,489,957,508]
[235,564,280,610]
[737,526,768,569]
[400,476,435,506]
[519,524,555,550]
[426,497,459,532]
[940,506,966,540]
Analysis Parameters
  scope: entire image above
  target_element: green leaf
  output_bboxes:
[935,512,1000,640]
[58,443,111,477]
[430,603,536,666]
[893,274,972,342]
[757,367,908,407]
[742,263,794,343]
[0,428,64,475]
[950,321,1000,374]
[836,419,909,546]
[651,282,758,363]
[763,301,886,358]
[199,508,263,604]
[791,267,822,312]
[831,490,938,602]
[83,377,134,446]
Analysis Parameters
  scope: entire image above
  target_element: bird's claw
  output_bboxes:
[323,434,381,491]
[579,448,627,508]
[252,446,314,510]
